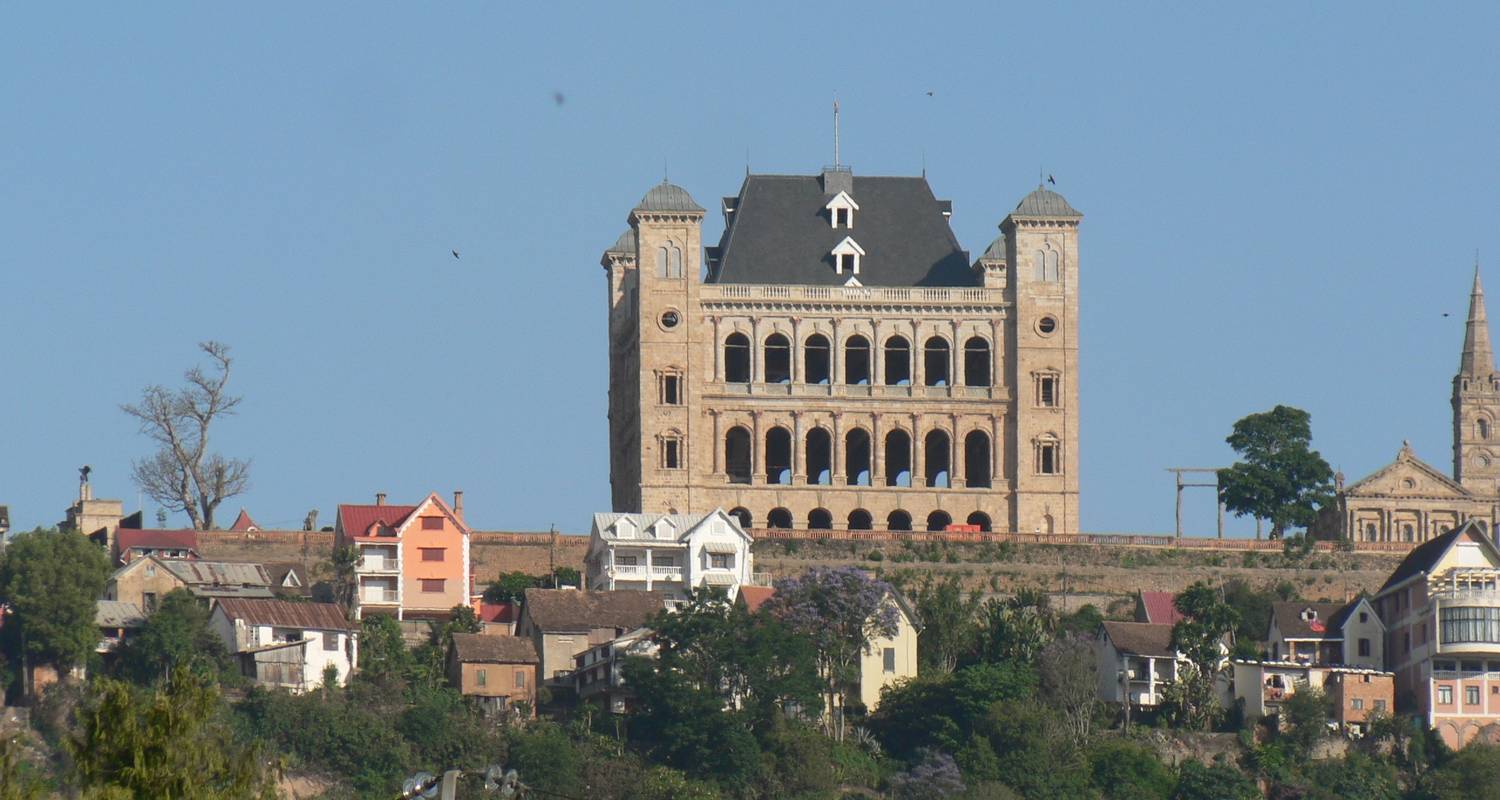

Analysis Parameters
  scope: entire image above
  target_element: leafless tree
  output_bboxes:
[1039,635,1098,747]
[121,341,250,530]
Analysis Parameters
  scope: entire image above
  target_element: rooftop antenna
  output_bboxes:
[745,147,750,177]
[663,159,669,183]
[833,95,841,168]
[921,149,927,179]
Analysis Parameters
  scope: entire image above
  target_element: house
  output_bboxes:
[1133,591,1186,625]
[586,509,757,601]
[95,600,146,655]
[448,632,539,716]
[209,597,355,692]
[573,627,657,713]
[228,509,261,532]
[1371,520,1500,748]
[104,555,274,612]
[1231,660,1394,734]
[514,589,667,683]
[736,584,919,713]
[264,562,309,598]
[334,491,472,621]
[476,601,519,635]
[1267,598,1384,668]
[115,529,199,565]
[1096,622,1184,707]
[0,505,9,539]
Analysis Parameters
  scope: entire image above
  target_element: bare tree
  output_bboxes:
[1039,635,1098,747]
[122,341,250,530]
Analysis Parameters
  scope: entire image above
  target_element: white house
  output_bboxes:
[1096,621,1187,707]
[586,509,758,601]
[209,597,356,692]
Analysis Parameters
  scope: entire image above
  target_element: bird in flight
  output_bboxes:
[452,250,460,260]
[1047,174,1056,185]
[1443,312,1451,317]
[553,91,566,106]
[926,91,934,96]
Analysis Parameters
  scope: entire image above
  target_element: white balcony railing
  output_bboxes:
[699,284,1005,306]
[357,557,399,573]
[361,589,399,603]
[651,566,684,579]
[612,565,647,578]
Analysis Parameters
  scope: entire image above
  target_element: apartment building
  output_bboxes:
[334,491,472,621]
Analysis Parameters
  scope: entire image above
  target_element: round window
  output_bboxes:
[660,310,681,329]
[1037,316,1057,335]
[1402,478,1416,489]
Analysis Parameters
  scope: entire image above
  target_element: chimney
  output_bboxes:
[453,490,465,521]
[375,492,386,506]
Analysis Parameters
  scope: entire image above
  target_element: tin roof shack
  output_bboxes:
[210,598,355,692]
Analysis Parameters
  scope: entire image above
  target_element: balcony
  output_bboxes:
[609,565,683,582]
[651,566,684,580]
[698,284,1006,306]
[360,588,399,604]
[356,556,399,574]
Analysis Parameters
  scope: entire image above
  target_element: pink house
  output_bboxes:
[335,491,472,621]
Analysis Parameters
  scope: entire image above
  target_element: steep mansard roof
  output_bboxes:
[708,173,974,287]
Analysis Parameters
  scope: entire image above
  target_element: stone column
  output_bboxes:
[913,323,925,388]
[952,414,966,488]
[951,321,962,387]
[872,413,884,487]
[791,317,802,385]
[872,321,883,387]
[792,411,806,484]
[912,414,924,487]
[710,410,721,474]
[832,412,845,484]
[751,319,763,384]
[992,416,1003,486]
[711,316,723,382]
[831,319,842,386]
[751,411,764,485]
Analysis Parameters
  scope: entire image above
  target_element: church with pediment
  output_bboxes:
[1314,270,1500,544]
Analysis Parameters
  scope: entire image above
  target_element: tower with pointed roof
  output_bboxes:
[1454,267,1500,496]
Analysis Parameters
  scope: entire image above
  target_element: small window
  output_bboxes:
[1439,685,1453,705]
[1359,611,1368,623]
[420,548,445,562]
[836,208,850,227]
[838,253,856,274]
[616,556,637,566]
[1374,699,1387,711]
[515,671,526,688]
[1468,686,1481,706]
[1358,638,1370,657]
[883,647,896,674]
[661,373,682,405]
[660,309,680,329]
[145,563,156,577]
[1038,374,1058,407]
[1037,316,1057,335]
[709,553,733,570]
[420,578,445,593]
[1037,441,1059,475]
[324,633,339,652]
[662,438,682,470]
[1351,698,1364,710]
[421,516,444,531]
[477,668,487,687]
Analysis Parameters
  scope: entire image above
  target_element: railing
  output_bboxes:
[356,557,398,573]
[751,572,773,586]
[651,566,684,579]
[749,527,1404,552]
[612,565,647,577]
[704,381,1002,402]
[700,284,1006,305]
[361,589,399,603]
[1431,587,1500,604]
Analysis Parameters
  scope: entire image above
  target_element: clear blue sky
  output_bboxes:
[4,3,1499,536]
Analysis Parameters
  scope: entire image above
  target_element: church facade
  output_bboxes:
[1316,271,1500,543]
[599,166,1081,534]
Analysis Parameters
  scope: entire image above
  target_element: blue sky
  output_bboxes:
[3,3,1498,536]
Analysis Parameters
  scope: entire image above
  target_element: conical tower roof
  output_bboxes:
[1461,266,1495,375]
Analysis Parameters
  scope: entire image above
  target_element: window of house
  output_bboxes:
[420,548,445,562]
[1435,660,1456,672]
[710,553,733,570]
[1468,686,1481,706]
[883,647,896,674]
[835,207,850,227]
[1374,699,1387,711]
[1358,638,1371,657]
[1037,316,1057,335]
[1351,698,1364,710]
[324,633,339,652]
[660,373,682,405]
[1359,611,1368,623]
[661,435,682,469]
[420,578,445,593]
[143,592,157,613]
[1403,633,1410,654]
[616,555,637,566]
[145,563,156,577]
[839,253,856,273]
[515,671,527,688]
[477,668,487,687]
[1037,440,1059,475]
[1439,685,1453,705]
[421,516,444,530]
[1038,374,1059,407]
[660,309,680,329]
[1420,623,1427,643]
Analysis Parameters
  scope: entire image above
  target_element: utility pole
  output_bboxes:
[1166,468,1226,539]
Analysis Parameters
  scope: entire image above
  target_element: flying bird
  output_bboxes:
[452,250,460,260]
[926,91,934,96]
[552,91,566,106]
[1047,174,1056,185]
[1443,312,1451,317]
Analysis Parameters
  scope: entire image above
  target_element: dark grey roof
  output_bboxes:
[1271,601,1350,641]
[634,182,704,214]
[1012,186,1081,218]
[1101,621,1176,657]
[709,174,975,287]
[980,235,1007,262]
[606,229,637,255]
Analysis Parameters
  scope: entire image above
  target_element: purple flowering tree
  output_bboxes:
[766,566,901,738]
[888,749,966,800]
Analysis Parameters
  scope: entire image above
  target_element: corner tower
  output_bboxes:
[1002,186,1082,534]
[1454,267,1500,496]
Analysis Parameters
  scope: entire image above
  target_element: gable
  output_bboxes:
[1432,527,1500,574]
[395,493,470,538]
[1343,452,1471,500]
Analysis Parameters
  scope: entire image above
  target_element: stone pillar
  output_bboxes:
[832,412,845,484]
[751,319,763,384]
[831,319,842,386]
[751,411,764,485]
[952,415,966,488]
[792,411,806,484]
[710,411,721,474]
[872,413,884,487]
[911,414,924,488]
[913,323,925,388]
[872,321,883,387]
[711,316,723,382]
[791,317,803,385]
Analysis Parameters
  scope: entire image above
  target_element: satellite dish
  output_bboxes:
[402,772,439,799]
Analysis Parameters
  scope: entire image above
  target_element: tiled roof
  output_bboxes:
[451,632,538,663]
[96,600,146,629]
[737,585,776,613]
[228,509,260,531]
[215,597,353,631]
[1137,591,1187,625]
[118,529,198,554]
[1271,601,1349,640]
[522,589,666,632]
[338,504,417,538]
[1101,621,1176,658]
[478,602,517,624]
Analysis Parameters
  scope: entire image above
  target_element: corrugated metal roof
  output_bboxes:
[118,529,199,553]
[633,182,704,214]
[215,597,353,631]
[160,560,272,587]
[96,600,146,628]
[1011,186,1082,218]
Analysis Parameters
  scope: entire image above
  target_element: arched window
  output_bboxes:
[808,509,833,530]
[964,338,991,387]
[766,427,792,485]
[845,335,871,385]
[885,429,912,487]
[1033,247,1059,282]
[925,430,951,488]
[656,242,683,279]
[728,507,753,529]
[845,428,871,486]
[887,510,912,532]
[805,334,831,385]
[1364,522,1377,541]
[965,431,992,489]
[806,428,832,485]
[884,336,911,385]
[848,509,873,531]
[724,333,750,383]
[765,333,791,384]
[725,427,752,485]
[923,337,950,386]
[1045,248,1059,281]
[766,508,793,529]
[1480,418,1491,440]
[966,511,992,532]
[926,510,953,532]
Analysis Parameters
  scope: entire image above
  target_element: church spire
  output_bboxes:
[1461,264,1495,375]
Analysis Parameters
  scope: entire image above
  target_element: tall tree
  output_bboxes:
[117,588,233,686]
[766,567,900,738]
[1217,405,1334,538]
[0,529,112,694]
[909,574,982,674]
[1038,635,1097,747]
[1167,582,1239,729]
[976,588,1056,665]
[122,340,250,530]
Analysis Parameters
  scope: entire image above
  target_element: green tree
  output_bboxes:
[982,699,1095,799]
[482,571,538,603]
[0,529,112,693]
[356,614,412,683]
[1422,743,1500,800]
[0,735,45,800]
[1280,687,1334,760]
[1088,738,1174,800]
[1058,604,1104,638]
[869,662,1036,762]
[1216,405,1334,538]
[1167,582,1237,728]
[910,574,983,674]
[1305,752,1400,800]
[70,672,276,799]
[1173,757,1257,800]
[117,588,234,686]
[976,588,1055,665]
[548,566,582,588]
[322,544,358,611]
[1039,636,1097,747]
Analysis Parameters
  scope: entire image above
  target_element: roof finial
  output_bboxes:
[921,148,926,179]
[833,95,841,168]
[663,159,669,184]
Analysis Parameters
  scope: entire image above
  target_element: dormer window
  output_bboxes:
[825,191,859,229]
[832,236,865,276]
[1300,608,1318,622]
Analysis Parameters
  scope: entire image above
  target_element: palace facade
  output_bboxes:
[600,165,1081,534]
